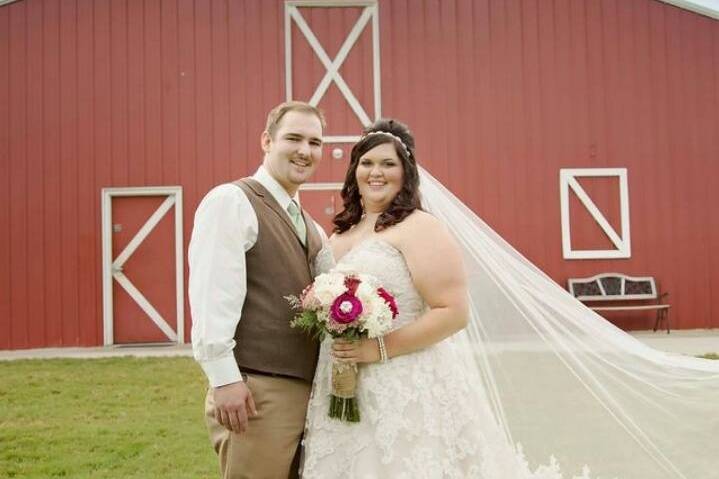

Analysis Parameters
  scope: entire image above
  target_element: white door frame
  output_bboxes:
[285,0,381,144]
[297,182,344,215]
[101,186,185,346]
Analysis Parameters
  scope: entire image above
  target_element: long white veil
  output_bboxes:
[419,166,719,478]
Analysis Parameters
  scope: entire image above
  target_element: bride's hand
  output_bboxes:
[332,338,381,363]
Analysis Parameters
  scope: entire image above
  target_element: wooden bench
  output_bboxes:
[567,273,671,333]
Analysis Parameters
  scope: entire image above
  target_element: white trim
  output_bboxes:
[372,2,381,119]
[0,0,22,6]
[285,3,293,101]
[287,0,377,5]
[560,168,631,260]
[101,192,114,345]
[323,135,361,143]
[102,186,183,196]
[101,186,184,346]
[174,188,185,346]
[285,1,381,127]
[299,182,343,191]
[657,0,719,21]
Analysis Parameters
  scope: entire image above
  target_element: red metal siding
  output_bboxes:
[1,0,718,349]
[378,0,719,331]
[0,0,290,349]
[0,6,9,349]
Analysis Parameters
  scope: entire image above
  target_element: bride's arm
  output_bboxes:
[333,212,469,363]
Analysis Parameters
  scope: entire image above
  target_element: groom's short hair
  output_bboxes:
[265,101,326,139]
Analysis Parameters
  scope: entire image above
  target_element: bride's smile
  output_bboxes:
[356,142,404,211]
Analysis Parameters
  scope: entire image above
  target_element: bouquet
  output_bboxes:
[286,269,398,422]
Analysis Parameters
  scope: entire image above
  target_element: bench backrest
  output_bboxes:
[567,273,658,301]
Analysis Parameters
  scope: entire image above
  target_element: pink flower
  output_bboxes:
[330,293,363,324]
[300,285,319,310]
[378,288,398,319]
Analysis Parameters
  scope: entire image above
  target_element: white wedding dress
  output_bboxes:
[301,167,719,479]
[301,240,568,479]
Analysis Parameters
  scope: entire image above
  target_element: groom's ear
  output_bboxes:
[261,130,272,153]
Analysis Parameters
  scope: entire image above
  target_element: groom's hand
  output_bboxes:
[213,381,257,434]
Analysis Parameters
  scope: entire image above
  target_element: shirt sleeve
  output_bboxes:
[189,184,258,387]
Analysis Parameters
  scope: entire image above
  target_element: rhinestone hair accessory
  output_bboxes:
[362,131,411,156]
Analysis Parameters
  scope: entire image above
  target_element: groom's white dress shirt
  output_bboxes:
[189,165,326,388]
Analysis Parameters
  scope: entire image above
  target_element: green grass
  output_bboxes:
[2,352,716,478]
[0,357,217,479]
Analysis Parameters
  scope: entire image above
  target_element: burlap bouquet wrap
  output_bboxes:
[329,360,360,421]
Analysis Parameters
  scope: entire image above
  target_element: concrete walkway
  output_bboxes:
[630,328,718,356]
[0,342,194,361]
[0,329,716,361]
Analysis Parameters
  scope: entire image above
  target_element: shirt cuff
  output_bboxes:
[199,355,243,387]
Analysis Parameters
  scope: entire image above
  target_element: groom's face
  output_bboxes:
[261,111,324,195]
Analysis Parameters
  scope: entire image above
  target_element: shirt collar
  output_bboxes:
[252,165,296,211]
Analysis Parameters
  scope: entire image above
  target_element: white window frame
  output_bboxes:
[101,186,185,346]
[560,168,631,260]
[285,0,381,144]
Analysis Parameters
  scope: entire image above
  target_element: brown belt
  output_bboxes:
[241,367,299,382]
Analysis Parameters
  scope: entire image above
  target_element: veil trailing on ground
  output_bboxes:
[418,166,719,478]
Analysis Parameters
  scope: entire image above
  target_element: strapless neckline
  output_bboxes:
[331,238,401,264]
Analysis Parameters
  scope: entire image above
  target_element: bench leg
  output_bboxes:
[654,309,670,334]
[653,310,660,332]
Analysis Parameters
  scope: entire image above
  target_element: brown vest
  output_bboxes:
[231,178,322,382]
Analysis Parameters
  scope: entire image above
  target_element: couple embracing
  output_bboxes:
[188,101,519,478]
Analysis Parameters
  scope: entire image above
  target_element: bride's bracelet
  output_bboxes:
[376,336,388,363]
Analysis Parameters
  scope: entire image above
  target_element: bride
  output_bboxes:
[301,119,719,478]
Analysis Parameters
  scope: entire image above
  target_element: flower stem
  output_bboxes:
[329,395,360,422]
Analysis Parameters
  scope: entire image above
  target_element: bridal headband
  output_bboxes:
[362,131,411,156]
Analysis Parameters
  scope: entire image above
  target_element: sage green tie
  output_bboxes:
[287,200,307,246]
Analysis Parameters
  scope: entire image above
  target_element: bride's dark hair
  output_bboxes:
[333,119,422,234]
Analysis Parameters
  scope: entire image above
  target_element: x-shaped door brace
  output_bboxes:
[285,2,381,137]
[111,196,178,342]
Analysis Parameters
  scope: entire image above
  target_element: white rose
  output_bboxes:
[313,273,347,306]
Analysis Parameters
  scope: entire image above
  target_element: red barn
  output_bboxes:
[1,0,718,349]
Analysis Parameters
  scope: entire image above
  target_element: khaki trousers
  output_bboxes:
[205,373,311,479]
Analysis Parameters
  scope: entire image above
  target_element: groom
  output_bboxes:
[189,101,326,478]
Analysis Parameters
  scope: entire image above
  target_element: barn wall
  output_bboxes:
[1,0,718,349]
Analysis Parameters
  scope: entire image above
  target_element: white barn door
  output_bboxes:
[101,187,185,346]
